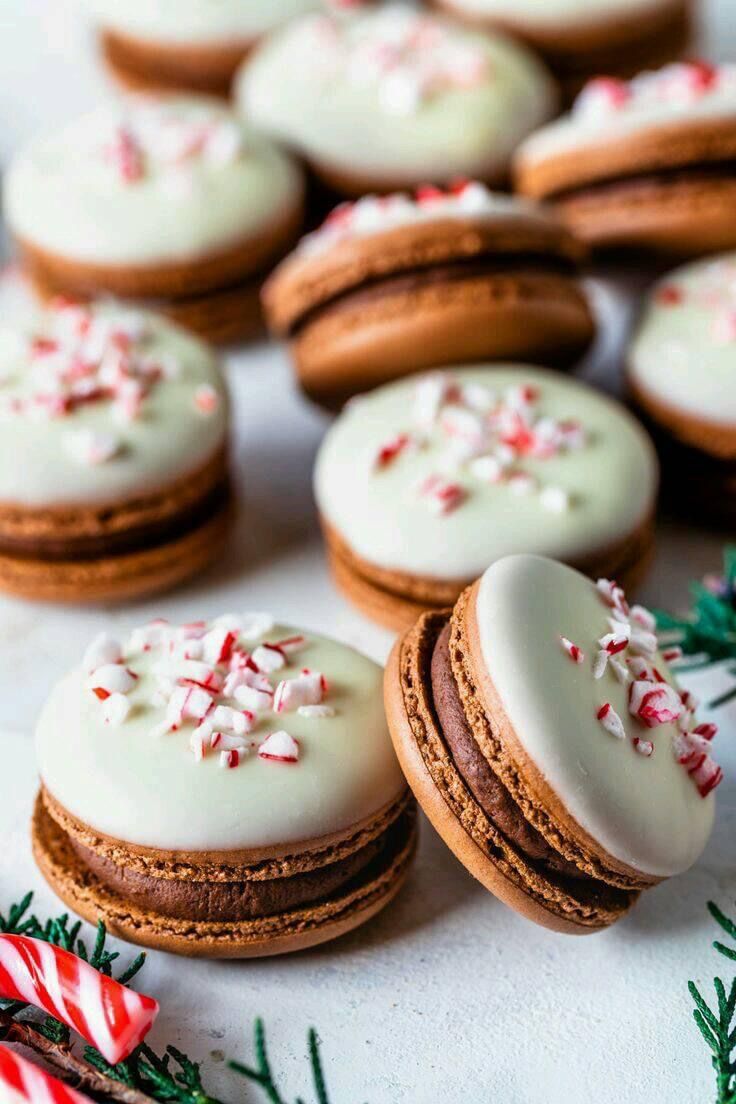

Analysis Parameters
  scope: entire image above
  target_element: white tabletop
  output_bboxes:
[0,2,735,1100]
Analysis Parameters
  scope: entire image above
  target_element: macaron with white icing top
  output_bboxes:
[314,365,658,630]
[5,96,305,344]
[82,0,322,98]
[514,62,736,256]
[628,252,736,525]
[33,613,415,957]
[0,297,231,603]
[264,181,594,407]
[235,3,557,197]
[385,554,719,933]
[430,0,692,101]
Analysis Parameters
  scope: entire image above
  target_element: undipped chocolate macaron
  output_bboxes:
[264,181,594,407]
[5,96,304,344]
[236,3,557,197]
[33,614,415,957]
[82,0,320,97]
[314,366,658,630]
[0,298,230,603]
[515,62,736,256]
[431,0,692,101]
[627,252,736,526]
[385,554,720,932]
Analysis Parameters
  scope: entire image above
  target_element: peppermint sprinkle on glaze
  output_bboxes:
[84,617,337,768]
[573,61,733,121]
[369,371,586,517]
[565,579,724,794]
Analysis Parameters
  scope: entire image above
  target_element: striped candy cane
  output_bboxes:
[0,1045,90,1103]
[0,936,159,1065]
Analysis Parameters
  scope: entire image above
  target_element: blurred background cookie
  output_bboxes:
[628,253,736,527]
[236,3,557,199]
[264,182,594,407]
[429,0,693,102]
[5,96,305,344]
[515,62,736,257]
[314,366,658,629]
[0,299,230,602]
[82,0,322,97]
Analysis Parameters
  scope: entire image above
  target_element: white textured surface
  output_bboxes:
[0,1,734,1101]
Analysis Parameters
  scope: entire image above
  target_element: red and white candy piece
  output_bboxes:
[82,633,122,673]
[87,664,137,700]
[193,384,219,415]
[63,429,120,465]
[258,730,299,763]
[597,703,625,740]
[0,1045,90,1104]
[560,636,584,664]
[0,935,158,1064]
[629,680,683,729]
[418,474,466,515]
[372,432,415,471]
[273,670,326,713]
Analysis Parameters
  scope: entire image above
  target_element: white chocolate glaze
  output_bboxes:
[0,300,228,507]
[442,0,676,27]
[518,63,736,166]
[629,253,736,426]
[314,367,657,581]
[4,97,304,266]
[36,617,405,851]
[82,0,320,45]
[474,555,715,877]
[236,5,556,185]
[298,181,556,257]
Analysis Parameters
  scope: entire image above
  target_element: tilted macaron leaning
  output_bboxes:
[628,253,736,526]
[514,62,736,256]
[385,554,720,932]
[429,0,692,101]
[81,0,320,97]
[314,366,659,630]
[0,299,230,602]
[263,181,594,407]
[5,96,305,344]
[236,3,557,197]
[33,614,415,957]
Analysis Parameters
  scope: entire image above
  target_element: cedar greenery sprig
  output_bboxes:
[690,900,736,1104]
[0,891,335,1104]
[655,547,736,672]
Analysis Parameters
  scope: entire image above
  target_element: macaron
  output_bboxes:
[514,62,736,256]
[314,366,658,630]
[430,0,692,101]
[0,298,230,603]
[33,614,416,957]
[385,554,720,932]
[264,181,594,407]
[627,253,736,526]
[4,96,305,344]
[82,0,320,97]
[235,4,557,197]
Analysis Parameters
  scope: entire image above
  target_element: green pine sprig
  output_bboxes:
[690,900,736,1103]
[655,547,736,671]
[229,1019,330,1104]
[0,892,339,1104]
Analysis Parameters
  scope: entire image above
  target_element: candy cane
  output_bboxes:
[0,1045,90,1104]
[0,936,159,1065]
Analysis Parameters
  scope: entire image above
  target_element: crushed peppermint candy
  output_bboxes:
[561,579,723,794]
[572,61,735,122]
[83,617,338,768]
[298,180,544,256]
[303,6,490,119]
[101,101,246,186]
[0,301,203,456]
[369,371,586,516]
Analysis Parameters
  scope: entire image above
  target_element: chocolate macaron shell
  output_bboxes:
[384,612,635,933]
[385,555,718,932]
